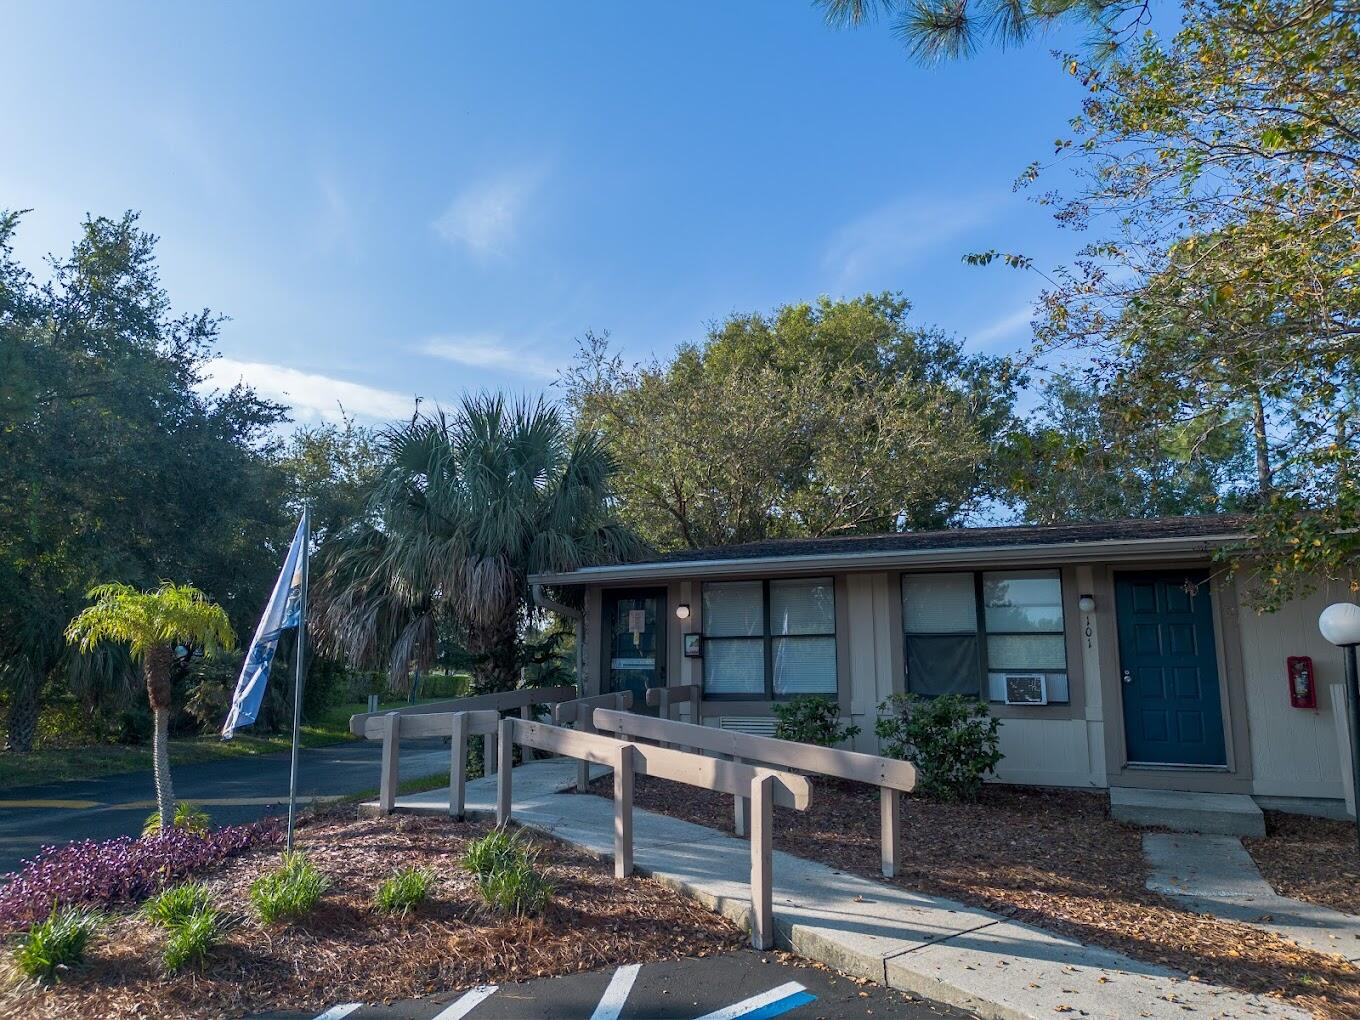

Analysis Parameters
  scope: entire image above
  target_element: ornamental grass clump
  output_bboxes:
[11,905,101,983]
[0,820,280,933]
[160,905,225,973]
[249,851,330,925]
[374,865,434,915]
[141,881,213,929]
[462,829,554,917]
[142,802,211,837]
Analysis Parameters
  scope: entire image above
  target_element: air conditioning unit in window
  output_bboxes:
[1003,673,1048,705]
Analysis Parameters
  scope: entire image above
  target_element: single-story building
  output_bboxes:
[529,515,1360,818]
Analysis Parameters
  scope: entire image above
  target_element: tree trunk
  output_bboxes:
[152,705,175,831]
[144,645,177,831]
[3,671,39,754]
[466,619,520,695]
[1250,389,1273,497]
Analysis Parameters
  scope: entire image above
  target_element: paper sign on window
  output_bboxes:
[627,609,646,635]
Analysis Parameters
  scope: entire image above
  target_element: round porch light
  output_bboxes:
[675,603,691,620]
[1077,594,1096,613]
[1320,602,1360,647]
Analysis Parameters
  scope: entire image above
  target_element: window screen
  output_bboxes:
[902,573,980,696]
[702,578,836,697]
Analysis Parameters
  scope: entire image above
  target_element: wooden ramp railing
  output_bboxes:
[552,691,634,792]
[496,716,810,950]
[592,708,917,878]
[350,686,576,812]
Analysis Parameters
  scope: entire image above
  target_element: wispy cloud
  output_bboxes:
[313,172,359,257]
[201,357,419,423]
[420,335,559,381]
[822,194,997,290]
[433,166,546,257]
[970,305,1035,348]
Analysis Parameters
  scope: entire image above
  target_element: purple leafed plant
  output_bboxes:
[0,819,281,932]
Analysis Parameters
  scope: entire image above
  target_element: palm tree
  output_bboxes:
[65,582,235,830]
[314,394,641,695]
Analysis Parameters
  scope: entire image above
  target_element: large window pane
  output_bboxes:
[772,635,836,695]
[703,581,764,637]
[903,573,977,633]
[905,634,980,696]
[987,633,1067,670]
[703,638,765,694]
[983,572,1063,633]
[770,578,835,635]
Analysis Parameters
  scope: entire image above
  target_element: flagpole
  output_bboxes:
[285,506,310,852]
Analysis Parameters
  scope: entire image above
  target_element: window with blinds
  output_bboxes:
[901,570,1070,703]
[702,578,837,698]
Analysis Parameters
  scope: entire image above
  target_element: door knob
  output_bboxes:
[1122,669,1133,684]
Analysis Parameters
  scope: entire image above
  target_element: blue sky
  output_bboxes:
[2,2,1094,425]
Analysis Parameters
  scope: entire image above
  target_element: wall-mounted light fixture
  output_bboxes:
[1078,594,1097,614]
[675,603,691,621]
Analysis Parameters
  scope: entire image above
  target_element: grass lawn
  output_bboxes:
[0,696,456,790]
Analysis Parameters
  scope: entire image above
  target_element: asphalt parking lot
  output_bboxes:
[256,951,968,1020]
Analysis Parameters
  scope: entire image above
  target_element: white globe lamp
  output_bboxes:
[1320,602,1360,852]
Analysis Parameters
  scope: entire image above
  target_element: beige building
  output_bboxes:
[530,516,1359,816]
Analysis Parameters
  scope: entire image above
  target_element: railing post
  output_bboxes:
[881,787,900,878]
[449,711,468,819]
[614,743,635,878]
[577,707,596,793]
[733,755,749,837]
[750,772,774,950]
[486,729,498,777]
[496,717,514,825]
[379,712,401,814]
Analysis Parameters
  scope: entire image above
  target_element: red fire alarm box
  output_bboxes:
[1288,655,1316,709]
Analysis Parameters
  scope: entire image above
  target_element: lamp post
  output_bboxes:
[1320,602,1360,852]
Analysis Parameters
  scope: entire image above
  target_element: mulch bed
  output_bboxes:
[1246,811,1360,916]
[584,775,1360,1019]
[0,810,743,1019]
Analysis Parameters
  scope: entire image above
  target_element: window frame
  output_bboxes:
[701,577,838,701]
[901,569,1070,703]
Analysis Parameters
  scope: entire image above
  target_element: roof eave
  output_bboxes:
[528,531,1247,586]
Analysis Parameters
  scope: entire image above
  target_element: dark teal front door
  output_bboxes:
[603,588,666,715]
[1115,573,1226,766]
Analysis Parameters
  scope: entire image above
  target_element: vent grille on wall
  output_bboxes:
[1003,673,1048,705]
[719,716,778,737]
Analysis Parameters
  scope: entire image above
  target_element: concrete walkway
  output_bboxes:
[376,761,1306,1020]
[1145,832,1360,962]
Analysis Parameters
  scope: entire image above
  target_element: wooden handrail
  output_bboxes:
[497,716,810,949]
[348,685,576,736]
[593,708,916,878]
[552,691,635,792]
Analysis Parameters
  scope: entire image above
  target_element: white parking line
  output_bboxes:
[313,1005,362,1020]
[694,981,811,1020]
[430,984,499,1020]
[588,963,642,1020]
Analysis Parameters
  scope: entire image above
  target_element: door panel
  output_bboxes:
[1115,573,1226,766]
[603,589,666,714]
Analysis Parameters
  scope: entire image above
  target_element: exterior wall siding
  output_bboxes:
[576,562,1359,807]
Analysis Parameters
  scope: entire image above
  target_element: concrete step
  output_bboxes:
[1109,787,1265,837]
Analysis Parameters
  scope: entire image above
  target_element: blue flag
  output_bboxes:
[222,517,308,740]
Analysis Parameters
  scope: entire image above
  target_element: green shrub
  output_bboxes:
[462,829,554,917]
[141,801,211,836]
[12,905,101,983]
[161,906,224,973]
[248,851,330,924]
[875,693,1002,801]
[141,881,213,928]
[772,695,861,747]
[374,865,434,915]
[461,828,524,878]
